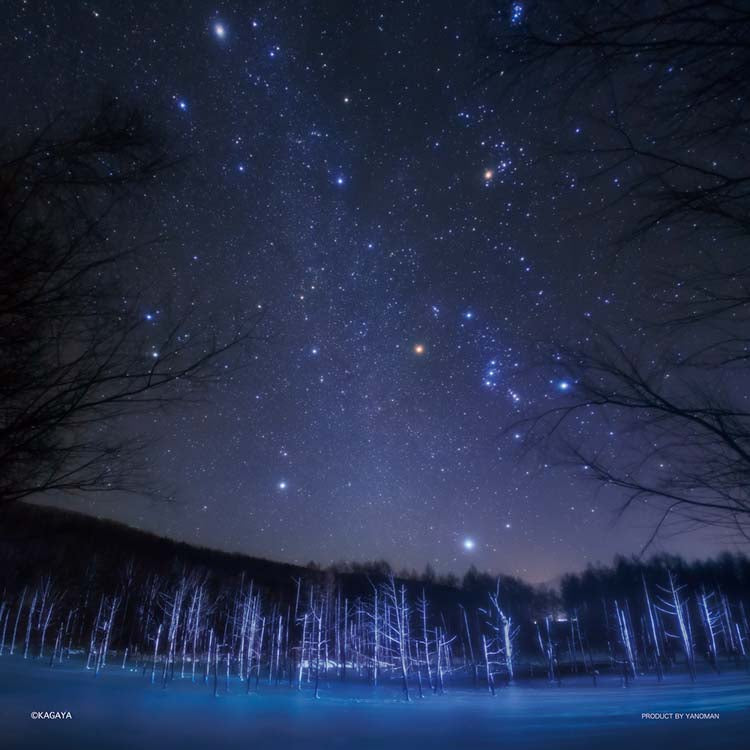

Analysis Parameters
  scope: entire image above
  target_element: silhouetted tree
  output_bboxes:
[0,100,260,507]
[491,1,750,545]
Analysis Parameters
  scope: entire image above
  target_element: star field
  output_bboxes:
[1,0,727,582]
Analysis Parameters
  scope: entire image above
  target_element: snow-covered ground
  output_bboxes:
[2,656,748,749]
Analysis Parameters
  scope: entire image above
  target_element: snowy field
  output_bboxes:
[1,657,749,750]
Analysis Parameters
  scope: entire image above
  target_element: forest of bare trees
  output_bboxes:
[0,506,747,698]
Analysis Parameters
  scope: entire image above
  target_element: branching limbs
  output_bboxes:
[513,322,750,546]
[485,1,750,238]
[488,2,750,546]
[0,101,262,507]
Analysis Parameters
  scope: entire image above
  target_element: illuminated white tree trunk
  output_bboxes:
[614,600,636,684]
[657,570,695,681]
[9,586,27,655]
[38,599,55,660]
[382,576,410,700]
[698,588,721,672]
[0,602,8,655]
[642,577,663,681]
[23,590,38,660]
[151,623,162,685]
[418,591,434,691]
[297,612,308,690]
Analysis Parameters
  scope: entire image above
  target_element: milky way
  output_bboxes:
[2,1,726,581]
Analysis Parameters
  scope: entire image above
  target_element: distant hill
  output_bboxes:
[0,502,546,622]
[0,501,312,589]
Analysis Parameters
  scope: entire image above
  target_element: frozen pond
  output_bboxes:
[1,656,749,749]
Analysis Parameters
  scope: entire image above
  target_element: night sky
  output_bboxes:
[3,1,728,582]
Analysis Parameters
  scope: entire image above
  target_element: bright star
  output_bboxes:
[214,22,226,39]
[177,100,187,111]
[463,538,476,551]
[277,481,287,490]
[484,169,494,181]
[558,380,571,391]
[336,176,345,186]
[413,343,425,355]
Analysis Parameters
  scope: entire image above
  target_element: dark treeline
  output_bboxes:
[0,504,748,699]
